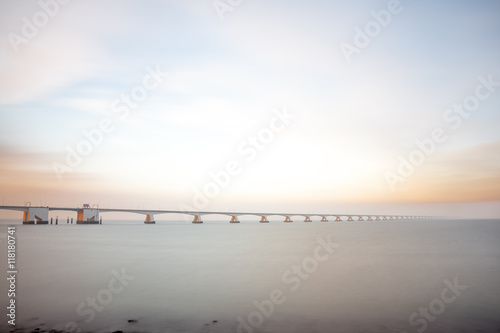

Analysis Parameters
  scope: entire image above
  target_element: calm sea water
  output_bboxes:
[1,219,499,333]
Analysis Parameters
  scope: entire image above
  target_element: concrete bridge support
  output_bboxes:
[321,217,328,222]
[304,216,312,222]
[144,214,155,224]
[335,217,342,221]
[77,207,100,224]
[284,216,293,223]
[230,216,240,223]
[260,216,269,223]
[192,215,203,224]
[23,207,49,224]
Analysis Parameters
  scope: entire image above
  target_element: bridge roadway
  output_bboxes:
[0,205,431,224]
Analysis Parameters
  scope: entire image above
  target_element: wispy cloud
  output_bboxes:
[0,1,499,216]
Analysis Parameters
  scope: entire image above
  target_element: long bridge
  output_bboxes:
[0,204,431,224]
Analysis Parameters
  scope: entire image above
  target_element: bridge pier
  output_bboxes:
[22,211,34,224]
[23,207,49,224]
[144,214,156,224]
[76,205,100,224]
[367,217,373,221]
[230,216,240,223]
[347,216,353,221]
[304,216,312,222]
[321,217,328,222]
[375,217,381,221]
[284,216,293,223]
[335,216,342,221]
[192,215,203,224]
[358,217,364,221]
[260,216,269,223]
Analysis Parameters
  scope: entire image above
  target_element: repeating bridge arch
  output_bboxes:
[0,205,432,224]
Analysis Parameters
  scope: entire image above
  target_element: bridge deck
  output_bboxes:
[0,205,429,219]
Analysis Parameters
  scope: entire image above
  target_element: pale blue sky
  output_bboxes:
[1,0,499,217]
